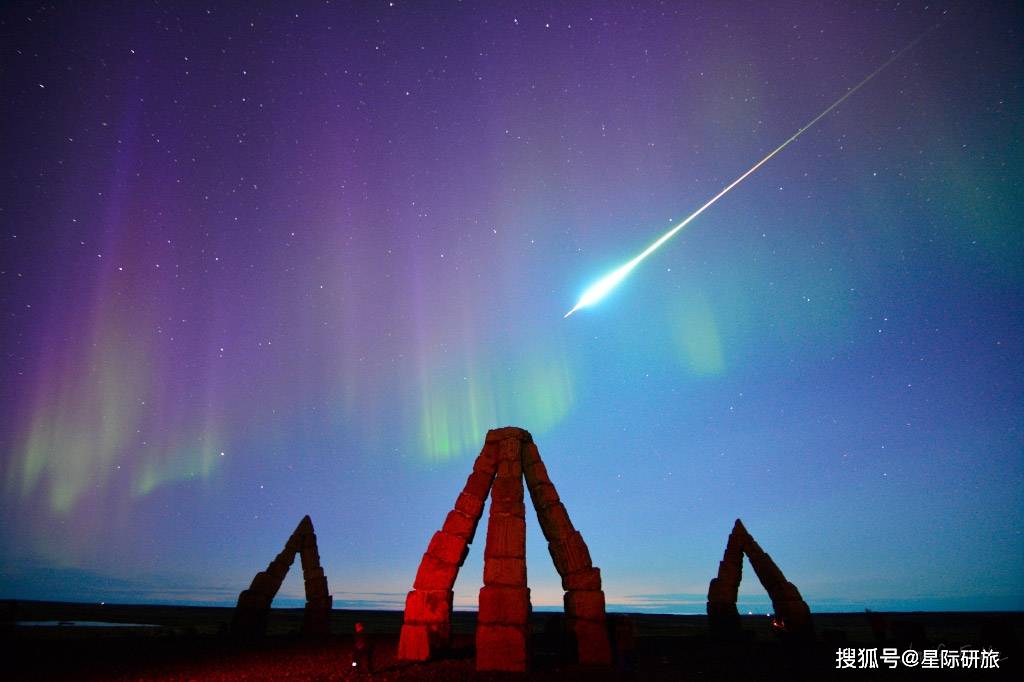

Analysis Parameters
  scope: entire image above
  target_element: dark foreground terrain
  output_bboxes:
[3,601,1020,680]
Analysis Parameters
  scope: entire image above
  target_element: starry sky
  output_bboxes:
[1,1,1021,614]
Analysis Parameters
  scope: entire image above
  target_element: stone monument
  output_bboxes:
[706,519,813,638]
[398,427,612,672]
[233,515,333,637]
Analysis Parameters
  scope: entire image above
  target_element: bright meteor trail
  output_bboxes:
[564,26,937,319]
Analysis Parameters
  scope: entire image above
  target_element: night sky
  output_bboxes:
[1,1,1021,614]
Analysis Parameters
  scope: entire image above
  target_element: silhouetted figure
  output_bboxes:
[352,622,373,673]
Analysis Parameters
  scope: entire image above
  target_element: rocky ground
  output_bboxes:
[3,602,1020,680]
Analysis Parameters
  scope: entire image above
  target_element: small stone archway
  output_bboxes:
[233,515,333,636]
[706,519,813,637]
[398,427,611,672]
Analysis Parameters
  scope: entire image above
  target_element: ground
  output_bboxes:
[3,601,1020,680]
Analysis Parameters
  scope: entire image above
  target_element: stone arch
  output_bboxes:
[398,427,611,671]
[233,515,333,636]
[706,519,813,637]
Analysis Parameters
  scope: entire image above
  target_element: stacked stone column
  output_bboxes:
[706,519,745,635]
[524,441,612,664]
[477,429,532,672]
[233,515,332,637]
[398,441,496,660]
[299,522,332,635]
[743,532,813,637]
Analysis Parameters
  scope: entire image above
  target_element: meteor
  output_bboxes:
[564,26,937,319]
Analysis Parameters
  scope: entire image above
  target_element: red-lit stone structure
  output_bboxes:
[398,427,612,672]
[707,519,813,637]
[233,515,333,637]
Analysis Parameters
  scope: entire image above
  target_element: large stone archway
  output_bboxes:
[398,427,611,672]
[706,519,813,637]
[233,515,333,636]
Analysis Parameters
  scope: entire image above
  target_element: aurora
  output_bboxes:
[0,1,1019,618]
